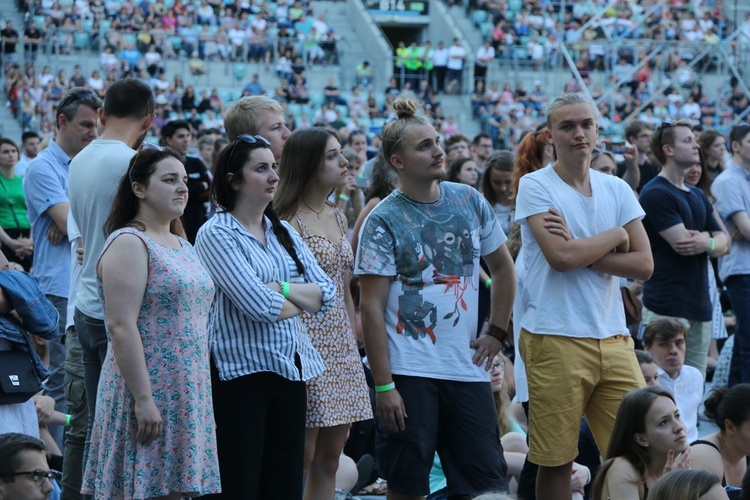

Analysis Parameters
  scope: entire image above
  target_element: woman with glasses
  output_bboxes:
[195,134,335,499]
[274,128,372,499]
[82,147,221,499]
[0,139,33,271]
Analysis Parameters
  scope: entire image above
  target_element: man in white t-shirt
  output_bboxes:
[68,77,155,481]
[515,93,653,499]
[446,38,466,94]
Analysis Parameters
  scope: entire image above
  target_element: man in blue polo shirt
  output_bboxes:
[712,124,750,385]
[23,87,100,451]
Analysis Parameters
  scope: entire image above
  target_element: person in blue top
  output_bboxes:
[639,120,730,379]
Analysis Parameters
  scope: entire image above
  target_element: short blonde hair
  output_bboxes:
[224,96,283,141]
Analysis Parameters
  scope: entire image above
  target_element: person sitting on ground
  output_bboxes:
[643,317,703,444]
[591,386,691,500]
[635,349,660,387]
[648,469,725,500]
[0,433,59,500]
[690,384,750,490]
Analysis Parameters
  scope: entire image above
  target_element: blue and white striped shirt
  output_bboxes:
[195,211,335,382]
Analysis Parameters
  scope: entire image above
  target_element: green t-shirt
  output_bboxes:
[0,174,30,230]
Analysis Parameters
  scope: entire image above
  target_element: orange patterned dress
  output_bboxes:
[296,209,372,427]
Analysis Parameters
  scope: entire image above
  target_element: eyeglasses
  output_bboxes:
[7,469,61,487]
[56,90,97,115]
[227,134,271,166]
[130,141,165,184]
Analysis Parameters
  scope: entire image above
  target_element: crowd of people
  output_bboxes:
[1,73,750,500]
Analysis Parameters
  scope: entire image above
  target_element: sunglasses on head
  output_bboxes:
[227,134,271,165]
[57,90,96,114]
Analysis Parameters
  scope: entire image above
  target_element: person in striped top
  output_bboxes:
[196,134,335,500]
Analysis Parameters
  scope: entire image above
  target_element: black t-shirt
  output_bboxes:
[1,28,19,54]
[24,28,43,52]
[617,157,660,193]
[182,155,211,244]
[639,176,722,321]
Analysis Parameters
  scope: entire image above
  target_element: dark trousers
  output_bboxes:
[74,308,108,486]
[45,294,69,453]
[62,327,87,500]
[434,66,447,93]
[727,274,750,386]
[203,358,307,499]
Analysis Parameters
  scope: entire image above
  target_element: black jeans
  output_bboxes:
[204,357,307,499]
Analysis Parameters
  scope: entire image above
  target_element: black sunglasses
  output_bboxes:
[7,469,61,487]
[57,90,97,114]
[227,134,271,165]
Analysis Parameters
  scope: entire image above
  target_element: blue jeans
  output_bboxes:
[45,294,69,453]
[74,308,108,481]
[726,275,750,386]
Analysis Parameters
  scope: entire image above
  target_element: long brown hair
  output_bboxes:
[103,147,186,238]
[274,127,338,221]
[591,386,677,500]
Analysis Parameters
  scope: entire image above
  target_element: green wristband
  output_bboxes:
[709,238,715,253]
[375,382,396,393]
[484,278,492,289]
[281,281,290,299]
[65,414,71,427]
[339,193,350,202]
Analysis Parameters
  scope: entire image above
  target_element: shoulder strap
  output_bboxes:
[689,439,721,453]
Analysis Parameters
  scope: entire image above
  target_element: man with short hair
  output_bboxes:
[24,87,101,454]
[515,93,653,499]
[161,120,211,243]
[711,124,750,385]
[22,21,44,64]
[223,96,291,161]
[639,120,729,378]
[643,318,702,443]
[68,78,154,497]
[616,119,658,192]
[0,433,56,500]
[444,134,470,163]
[446,38,466,94]
[15,131,41,177]
[471,132,494,173]
[0,21,20,65]
[431,40,449,94]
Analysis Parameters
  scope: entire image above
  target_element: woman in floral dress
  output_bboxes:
[82,147,220,499]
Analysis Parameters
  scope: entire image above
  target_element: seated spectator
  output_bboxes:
[355,60,373,87]
[648,470,724,500]
[0,433,59,499]
[591,386,690,499]
[189,51,206,75]
[144,45,163,77]
[291,76,309,104]
[690,384,750,490]
[244,74,265,96]
[644,318,703,444]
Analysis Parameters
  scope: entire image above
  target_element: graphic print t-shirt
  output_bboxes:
[355,182,506,382]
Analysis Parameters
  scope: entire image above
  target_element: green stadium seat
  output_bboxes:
[472,10,488,27]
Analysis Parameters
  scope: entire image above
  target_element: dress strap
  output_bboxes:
[333,207,348,240]
[689,439,721,452]
[294,214,311,237]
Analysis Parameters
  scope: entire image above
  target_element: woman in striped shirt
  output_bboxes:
[196,134,335,500]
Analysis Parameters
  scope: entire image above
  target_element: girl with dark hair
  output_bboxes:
[195,134,335,500]
[481,150,515,234]
[591,386,691,499]
[698,129,727,181]
[0,138,33,270]
[82,147,221,499]
[447,157,479,186]
[275,127,372,500]
[690,384,750,489]
[649,469,724,500]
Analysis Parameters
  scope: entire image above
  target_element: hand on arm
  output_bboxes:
[100,233,162,444]
[590,217,654,281]
[730,210,750,242]
[46,202,69,239]
[360,274,407,432]
[527,210,629,272]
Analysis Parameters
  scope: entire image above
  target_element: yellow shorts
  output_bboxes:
[520,329,645,467]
